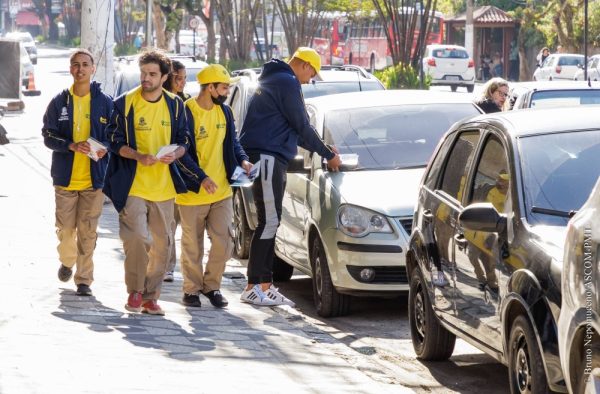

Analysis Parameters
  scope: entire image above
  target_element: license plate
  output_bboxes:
[446,76,459,81]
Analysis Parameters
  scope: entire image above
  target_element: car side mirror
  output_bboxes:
[287,154,309,173]
[459,203,507,233]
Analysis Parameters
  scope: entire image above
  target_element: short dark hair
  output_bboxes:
[138,49,171,76]
[70,48,94,65]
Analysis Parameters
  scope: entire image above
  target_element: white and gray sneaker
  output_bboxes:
[264,285,295,307]
[240,285,278,306]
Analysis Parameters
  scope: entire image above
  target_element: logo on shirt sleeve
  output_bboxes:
[99,116,107,124]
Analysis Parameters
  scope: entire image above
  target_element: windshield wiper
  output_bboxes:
[531,206,577,218]
[394,164,427,170]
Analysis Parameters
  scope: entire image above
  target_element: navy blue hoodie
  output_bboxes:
[42,81,113,189]
[102,87,190,212]
[238,59,334,163]
[176,102,249,193]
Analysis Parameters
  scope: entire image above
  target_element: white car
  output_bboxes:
[533,53,584,81]
[6,31,37,64]
[176,30,206,60]
[422,44,475,92]
[573,54,600,81]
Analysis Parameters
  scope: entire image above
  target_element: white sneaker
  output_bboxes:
[240,285,278,306]
[264,285,295,307]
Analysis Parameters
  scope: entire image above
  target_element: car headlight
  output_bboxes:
[337,205,392,237]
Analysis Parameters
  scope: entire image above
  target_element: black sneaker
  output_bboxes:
[76,284,92,296]
[203,290,228,308]
[58,265,73,282]
[182,293,202,307]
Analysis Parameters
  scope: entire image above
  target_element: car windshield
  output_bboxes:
[558,56,584,66]
[432,48,468,59]
[529,90,600,108]
[519,129,600,226]
[302,81,383,99]
[323,103,479,171]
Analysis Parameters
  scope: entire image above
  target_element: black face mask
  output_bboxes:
[211,94,227,105]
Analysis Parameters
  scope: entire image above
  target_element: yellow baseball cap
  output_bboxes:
[292,47,321,74]
[197,64,239,85]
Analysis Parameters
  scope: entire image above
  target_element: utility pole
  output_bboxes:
[465,0,474,59]
[81,0,115,95]
[584,0,588,81]
[145,0,152,47]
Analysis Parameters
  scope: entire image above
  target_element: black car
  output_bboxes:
[407,106,600,393]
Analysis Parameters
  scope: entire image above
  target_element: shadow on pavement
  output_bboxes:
[52,288,276,362]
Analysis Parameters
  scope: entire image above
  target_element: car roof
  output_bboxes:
[305,90,476,111]
[426,44,466,50]
[467,105,600,137]
[232,64,382,83]
[547,53,584,58]
[510,80,600,92]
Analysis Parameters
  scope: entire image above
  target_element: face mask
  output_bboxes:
[211,94,227,105]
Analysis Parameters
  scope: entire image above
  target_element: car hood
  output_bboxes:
[529,225,567,261]
[329,169,424,217]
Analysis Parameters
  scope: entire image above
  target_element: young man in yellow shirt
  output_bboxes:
[176,64,251,308]
[103,50,190,315]
[42,49,113,296]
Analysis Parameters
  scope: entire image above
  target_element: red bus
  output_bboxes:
[313,8,444,72]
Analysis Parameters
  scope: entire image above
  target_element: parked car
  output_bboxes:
[112,55,208,97]
[228,65,386,260]
[573,54,600,81]
[175,29,206,60]
[6,31,37,64]
[508,80,600,110]
[422,44,475,92]
[533,53,585,81]
[19,41,39,96]
[560,177,600,394]
[407,106,600,393]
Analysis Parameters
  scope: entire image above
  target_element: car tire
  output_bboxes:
[508,315,549,394]
[409,267,456,360]
[272,256,294,282]
[467,85,474,93]
[310,237,350,317]
[450,85,458,92]
[233,190,252,259]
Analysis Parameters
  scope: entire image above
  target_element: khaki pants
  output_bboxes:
[119,196,174,300]
[179,197,233,294]
[54,187,105,286]
[166,206,180,273]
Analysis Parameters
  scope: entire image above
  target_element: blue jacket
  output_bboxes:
[102,87,190,212]
[177,102,249,193]
[42,81,113,189]
[239,59,334,163]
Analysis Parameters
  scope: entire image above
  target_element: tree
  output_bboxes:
[273,0,327,53]
[184,0,218,62]
[157,0,186,53]
[371,0,439,68]
[213,0,261,64]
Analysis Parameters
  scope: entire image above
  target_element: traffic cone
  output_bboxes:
[23,71,41,96]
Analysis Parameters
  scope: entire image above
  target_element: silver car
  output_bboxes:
[272,90,481,316]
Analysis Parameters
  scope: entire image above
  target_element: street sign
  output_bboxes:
[189,17,200,30]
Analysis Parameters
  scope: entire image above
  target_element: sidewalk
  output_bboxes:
[0,138,411,393]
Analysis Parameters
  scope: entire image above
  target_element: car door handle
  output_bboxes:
[423,209,434,220]
[454,233,467,250]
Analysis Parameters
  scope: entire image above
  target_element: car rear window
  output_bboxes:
[302,81,383,99]
[322,103,480,171]
[558,56,584,66]
[432,48,468,59]
[530,90,600,108]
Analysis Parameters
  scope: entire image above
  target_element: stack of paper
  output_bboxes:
[230,161,260,187]
[86,137,106,162]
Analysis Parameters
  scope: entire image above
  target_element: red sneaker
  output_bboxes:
[142,300,165,316]
[125,292,143,312]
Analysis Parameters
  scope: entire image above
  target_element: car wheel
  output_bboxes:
[450,85,458,92]
[272,255,294,282]
[310,237,350,317]
[409,267,456,360]
[467,85,474,93]
[508,315,549,394]
[233,190,252,259]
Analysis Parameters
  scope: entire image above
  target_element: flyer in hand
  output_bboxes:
[156,144,179,159]
[230,161,260,187]
[86,137,106,162]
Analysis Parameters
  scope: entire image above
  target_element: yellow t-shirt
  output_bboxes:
[176,99,231,206]
[129,91,177,201]
[64,87,92,191]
